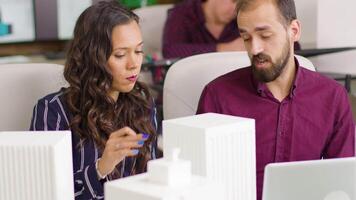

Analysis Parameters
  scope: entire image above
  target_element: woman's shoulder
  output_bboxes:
[38,89,65,103]
[31,88,71,130]
[35,88,69,115]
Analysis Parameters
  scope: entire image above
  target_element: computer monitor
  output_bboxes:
[34,0,92,41]
[263,157,356,200]
[0,0,35,43]
[0,131,74,200]
[0,0,91,43]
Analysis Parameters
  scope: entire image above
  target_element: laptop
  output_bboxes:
[263,157,355,200]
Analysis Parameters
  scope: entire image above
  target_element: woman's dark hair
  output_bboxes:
[63,0,156,175]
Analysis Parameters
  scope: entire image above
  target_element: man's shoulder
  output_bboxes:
[168,0,200,21]
[171,0,197,11]
[206,66,251,88]
[300,67,345,91]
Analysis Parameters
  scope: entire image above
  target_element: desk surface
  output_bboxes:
[310,49,356,75]
[0,54,65,65]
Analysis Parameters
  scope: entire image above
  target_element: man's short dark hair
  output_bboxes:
[236,0,297,26]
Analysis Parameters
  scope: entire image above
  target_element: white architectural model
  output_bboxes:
[163,113,256,200]
[0,131,74,200]
[105,148,225,200]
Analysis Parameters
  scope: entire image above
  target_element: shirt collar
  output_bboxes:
[253,56,302,98]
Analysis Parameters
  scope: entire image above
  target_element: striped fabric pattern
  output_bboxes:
[30,90,158,200]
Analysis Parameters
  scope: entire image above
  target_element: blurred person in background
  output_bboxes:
[162,0,245,58]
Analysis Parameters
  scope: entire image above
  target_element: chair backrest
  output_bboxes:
[0,63,68,131]
[163,51,315,120]
[134,4,173,59]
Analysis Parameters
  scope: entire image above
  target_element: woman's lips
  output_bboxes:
[126,75,137,82]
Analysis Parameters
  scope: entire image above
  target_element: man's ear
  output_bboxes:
[289,19,301,42]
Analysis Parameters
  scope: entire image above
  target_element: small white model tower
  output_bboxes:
[105,148,225,200]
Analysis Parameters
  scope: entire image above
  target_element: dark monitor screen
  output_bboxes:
[35,0,92,41]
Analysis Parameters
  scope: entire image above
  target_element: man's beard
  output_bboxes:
[251,39,291,83]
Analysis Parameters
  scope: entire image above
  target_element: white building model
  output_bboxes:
[0,131,74,200]
[105,148,225,200]
[163,113,256,200]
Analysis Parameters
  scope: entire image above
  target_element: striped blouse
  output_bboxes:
[30,90,158,200]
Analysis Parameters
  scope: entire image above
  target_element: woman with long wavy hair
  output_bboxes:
[30,1,157,199]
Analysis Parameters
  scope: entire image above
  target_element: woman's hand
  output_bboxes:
[97,126,148,177]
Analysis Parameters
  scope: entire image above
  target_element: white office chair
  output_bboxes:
[0,63,67,131]
[163,51,315,120]
[134,4,173,59]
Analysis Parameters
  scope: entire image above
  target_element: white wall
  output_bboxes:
[295,0,356,48]
[295,0,318,48]
[57,0,92,40]
[317,0,356,48]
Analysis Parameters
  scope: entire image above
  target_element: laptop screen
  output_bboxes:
[263,158,355,200]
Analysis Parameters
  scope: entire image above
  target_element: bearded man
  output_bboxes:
[196,0,355,200]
